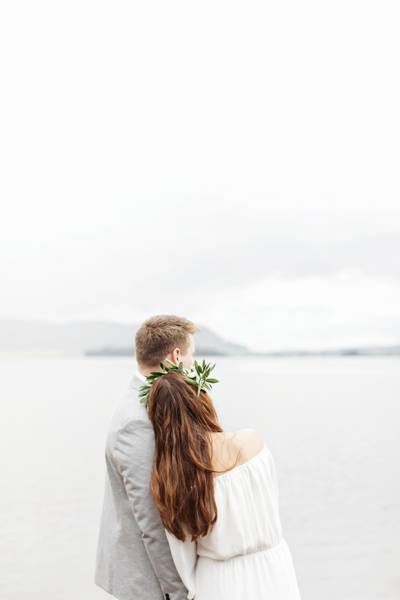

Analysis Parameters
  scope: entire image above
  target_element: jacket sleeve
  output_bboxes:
[164,528,198,599]
[114,418,189,600]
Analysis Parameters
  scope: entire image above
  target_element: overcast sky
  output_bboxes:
[1,1,399,351]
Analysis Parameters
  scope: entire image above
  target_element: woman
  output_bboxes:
[144,363,302,600]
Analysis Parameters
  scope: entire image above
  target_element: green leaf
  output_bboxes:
[137,357,220,407]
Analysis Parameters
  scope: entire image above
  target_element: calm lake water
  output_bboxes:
[0,356,399,600]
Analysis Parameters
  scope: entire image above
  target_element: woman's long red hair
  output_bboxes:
[146,371,224,542]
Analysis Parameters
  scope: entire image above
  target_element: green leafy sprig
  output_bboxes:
[138,358,219,408]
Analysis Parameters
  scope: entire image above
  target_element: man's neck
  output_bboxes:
[136,364,163,378]
[137,360,183,379]
[137,366,154,378]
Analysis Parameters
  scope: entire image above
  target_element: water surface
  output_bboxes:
[0,356,398,600]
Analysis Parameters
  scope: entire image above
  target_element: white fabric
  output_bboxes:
[165,444,302,600]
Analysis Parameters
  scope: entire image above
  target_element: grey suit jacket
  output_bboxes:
[94,373,189,600]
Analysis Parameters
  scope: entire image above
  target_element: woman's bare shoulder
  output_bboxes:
[233,428,265,461]
[211,428,265,467]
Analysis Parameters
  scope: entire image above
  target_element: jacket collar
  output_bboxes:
[134,365,147,383]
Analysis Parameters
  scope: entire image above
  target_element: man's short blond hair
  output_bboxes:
[135,314,198,368]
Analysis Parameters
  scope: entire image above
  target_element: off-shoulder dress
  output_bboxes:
[165,444,302,600]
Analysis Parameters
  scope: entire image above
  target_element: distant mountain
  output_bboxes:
[0,318,249,357]
[0,318,399,357]
[246,345,400,357]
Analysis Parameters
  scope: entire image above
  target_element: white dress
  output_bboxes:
[165,444,302,600]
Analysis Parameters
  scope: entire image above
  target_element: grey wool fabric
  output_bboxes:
[94,373,188,600]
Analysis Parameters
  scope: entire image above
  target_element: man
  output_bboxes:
[95,315,197,600]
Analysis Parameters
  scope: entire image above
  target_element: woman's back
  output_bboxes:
[197,431,283,560]
[165,429,302,599]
